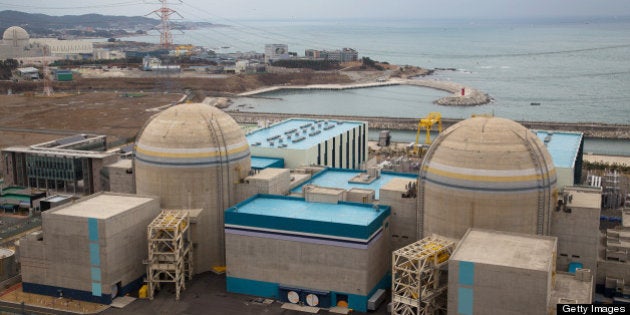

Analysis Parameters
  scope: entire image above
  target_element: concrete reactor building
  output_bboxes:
[134,103,251,273]
[418,116,558,239]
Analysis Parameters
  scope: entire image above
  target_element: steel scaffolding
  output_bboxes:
[146,210,193,300]
[391,236,455,315]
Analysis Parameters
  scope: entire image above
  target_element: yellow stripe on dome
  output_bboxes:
[423,165,556,183]
[135,143,250,159]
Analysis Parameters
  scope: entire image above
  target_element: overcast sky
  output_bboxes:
[0,0,629,21]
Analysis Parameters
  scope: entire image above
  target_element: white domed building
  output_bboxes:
[134,103,251,273]
[418,116,557,239]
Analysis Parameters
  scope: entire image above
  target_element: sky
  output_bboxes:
[0,0,629,21]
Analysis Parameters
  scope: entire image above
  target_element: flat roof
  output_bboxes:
[536,131,583,168]
[251,156,284,169]
[225,194,390,239]
[550,273,592,305]
[52,193,154,219]
[246,118,364,150]
[452,229,556,272]
[291,168,417,199]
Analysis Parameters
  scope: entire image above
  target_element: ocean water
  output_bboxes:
[127,17,630,124]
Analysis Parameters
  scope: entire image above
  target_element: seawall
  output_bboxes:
[237,78,491,106]
[228,111,630,139]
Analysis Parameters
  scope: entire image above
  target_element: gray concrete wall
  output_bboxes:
[552,205,600,274]
[226,225,389,296]
[106,163,136,194]
[448,261,551,315]
[102,198,160,294]
[380,178,418,249]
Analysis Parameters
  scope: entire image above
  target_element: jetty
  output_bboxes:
[237,78,491,106]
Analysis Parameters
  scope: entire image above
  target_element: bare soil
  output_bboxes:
[0,92,182,149]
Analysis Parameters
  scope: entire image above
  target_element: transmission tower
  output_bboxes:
[148,0,183,49]
[42,46,53,97]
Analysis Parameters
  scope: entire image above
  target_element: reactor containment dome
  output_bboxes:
[418,116,557,240]
[134,103,251,272]
[3,26,29,47]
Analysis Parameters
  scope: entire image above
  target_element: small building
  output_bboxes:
[246,119,368,169]
[225,194,391,312]
[449,229,591,315]
[19,192,160,304]
[0,186,47,213]
[54,69,73,81]
[39,194,73,211]
[16,67,39,80]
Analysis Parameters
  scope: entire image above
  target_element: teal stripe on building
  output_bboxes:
[458,261,475,315]
[88,218,101,297]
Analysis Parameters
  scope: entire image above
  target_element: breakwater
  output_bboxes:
[228,111,630,139]
[238,78,490,106]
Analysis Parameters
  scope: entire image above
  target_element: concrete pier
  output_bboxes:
[238,78,491,106]
[229,111,630,140]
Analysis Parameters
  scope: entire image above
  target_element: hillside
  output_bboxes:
[0,10,213,37]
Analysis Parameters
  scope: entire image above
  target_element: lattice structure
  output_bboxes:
[392,236,455,315]
[146,210,193,300]
[148,0,182,49]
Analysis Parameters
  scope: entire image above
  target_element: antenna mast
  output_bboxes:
[148,0,182,49]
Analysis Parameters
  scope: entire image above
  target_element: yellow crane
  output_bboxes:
[414,112,442,154]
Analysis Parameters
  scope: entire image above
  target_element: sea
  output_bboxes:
[123,17,630,154]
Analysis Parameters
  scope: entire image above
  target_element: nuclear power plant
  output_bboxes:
[2,101,626,314]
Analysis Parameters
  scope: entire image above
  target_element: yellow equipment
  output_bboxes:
[414,112,442,154]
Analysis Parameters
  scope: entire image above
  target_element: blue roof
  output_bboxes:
[246,118,364,150]
[225,194,390,239]
[292,168,417,199]
[251,156,284,169]
[536,131,583,168]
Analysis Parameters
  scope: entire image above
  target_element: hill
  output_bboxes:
[0,10,213,37]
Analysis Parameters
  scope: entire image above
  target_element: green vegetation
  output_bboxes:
[271,59,341,70]
[361,57,384,70]
[0,59,19,80]
[584,160,630,173]
[51,57,142,67]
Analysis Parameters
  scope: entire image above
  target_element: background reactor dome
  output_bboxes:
[134,103,251,272]
[3,26,29,47]
[418,116,557,240]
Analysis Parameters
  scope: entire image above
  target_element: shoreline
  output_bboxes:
[227,111,630,140]
[237,77,491,106]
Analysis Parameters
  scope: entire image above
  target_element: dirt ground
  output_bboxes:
[0,92,183,149]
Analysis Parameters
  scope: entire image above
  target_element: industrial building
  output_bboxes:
[0,26,93,62]
[134,103,251,273]
[224,194,391,312]
[536,130,584,189]
[2,134,118,196]
[448,229,592,315]
[418,116,558,240]
[598,195,630,297]
[19,192,160,304]
[264,44,289,63]
[305,48,358,62]
[0,26,45,62]
[246,118,368,169]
